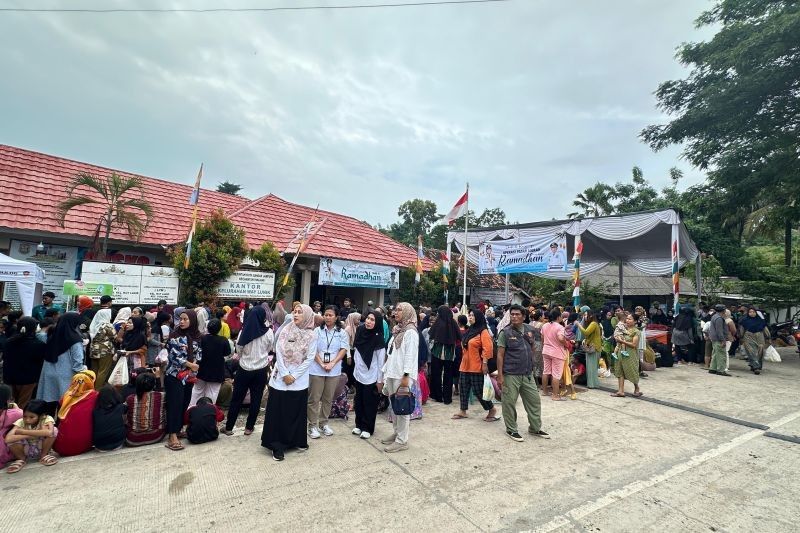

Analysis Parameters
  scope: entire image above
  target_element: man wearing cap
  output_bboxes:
[32,291,61,321]
[708,304,731,376]
[545,243,567,271]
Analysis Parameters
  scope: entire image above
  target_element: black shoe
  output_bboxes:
[529,429,550,439]
[295,445,309,453]
[753,369,761,375]
[708,369,718,375]
[717,372,732,377]
[272,450,285,462]
[506,430,524,442]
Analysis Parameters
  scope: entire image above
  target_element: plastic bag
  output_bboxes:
[108,356,129,387]
[482,374,494,402]
[155,348,168,365]
[764,345,782,363]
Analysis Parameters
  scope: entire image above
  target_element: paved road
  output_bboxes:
[3,348,799,532]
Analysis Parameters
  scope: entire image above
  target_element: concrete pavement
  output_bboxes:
[2,348,799,532]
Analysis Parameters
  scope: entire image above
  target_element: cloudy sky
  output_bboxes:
[0,0,715,227]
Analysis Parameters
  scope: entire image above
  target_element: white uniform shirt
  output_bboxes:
[309,325,350,377]
[354,347,386,385]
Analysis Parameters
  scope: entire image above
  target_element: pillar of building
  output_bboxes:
[300,268,312,305]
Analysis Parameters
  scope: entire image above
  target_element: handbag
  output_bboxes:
[390,386,415,416]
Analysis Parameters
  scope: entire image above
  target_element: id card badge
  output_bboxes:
[323,352,331,363]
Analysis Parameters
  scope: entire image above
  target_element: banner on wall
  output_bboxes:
[319,257,400,289]
[80,262,179,305]
[63,280,114,297]
[218,270,275,300]
[3,240,79,305]
[478,234,568,274]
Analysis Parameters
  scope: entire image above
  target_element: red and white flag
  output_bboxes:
[438,190,468,226]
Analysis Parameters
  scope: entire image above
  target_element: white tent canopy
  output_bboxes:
[0,252,45,315]
[448,209,701,305]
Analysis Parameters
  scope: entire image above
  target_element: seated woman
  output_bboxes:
[93,385,127,452]
[53,370,99,457]
[125,372,166,447]
[1,384,24,467]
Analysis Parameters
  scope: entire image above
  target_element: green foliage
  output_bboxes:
[684,255,730,303]
[56,172,154,256]
[740,266,800,316]
[567,183,616,218]
[216,181,243,195]
[396,265,449,308]
[170,209,248,305]
[512,273,561,302]
[473,208,508,228]
[250,242,294,301]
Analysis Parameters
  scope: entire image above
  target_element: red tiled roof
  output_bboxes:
[0,144,434,269]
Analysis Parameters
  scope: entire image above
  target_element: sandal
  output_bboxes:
[484,415,501,422]
[6,459,26,474]
[609,392,626,397]
[451,414,468,420]
[165,442,185,451]
[632,392,643,397]
[551,396,564,401]
[570,393,577,400]
[39,454,58,466]
[221,429,234,436]
[243,428,254,436]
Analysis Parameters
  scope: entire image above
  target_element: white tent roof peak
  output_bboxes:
[0,252,46,283]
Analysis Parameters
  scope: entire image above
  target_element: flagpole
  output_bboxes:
[462,182,469,310]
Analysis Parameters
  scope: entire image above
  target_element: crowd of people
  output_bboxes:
[0,291,779,470]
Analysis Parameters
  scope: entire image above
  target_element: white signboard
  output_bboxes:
[218,270,275,300]
[318,257,400,289]
[479,234,568,274]
[80,261,179,305]
[3,240,79,305]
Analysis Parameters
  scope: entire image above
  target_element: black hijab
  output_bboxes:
[430,305,461,345]
[672,306,694,331]
[121,316,147,351]
[44,312,83,363]
[238,306,269,347]
[463,309,487,348]
[417,313,430,333]
[353,311,385,369]
[154,311,171,335]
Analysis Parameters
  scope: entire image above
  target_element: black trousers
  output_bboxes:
[458,372,494,412]
[353,381,379,434]
[165,375,193,434]
[430,357,454,404]
[225,367,268,431]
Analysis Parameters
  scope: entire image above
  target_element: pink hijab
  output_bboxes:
[276,304,316,366]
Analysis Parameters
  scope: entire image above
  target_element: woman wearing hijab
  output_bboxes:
[224,306,274,436]
[89,309,117,389]
[342,312,362,391]
[77,295,94,320]
[2,317,46,409]
[164,309,202,451]
[261,304,317,462]
[272,301,287,330]
[738,307,769,375]
[380,302,418,453]
[576,309,602,389]
[672,305,697,365]
[452,309,497,421]
[351,311,386,440]
[53,370,98,457]
[113,307,132,332]
[194,306,209,335]
[37,312,87,415]
[427,305,461,405]
[226,302,245,336]
[115,316,148,370]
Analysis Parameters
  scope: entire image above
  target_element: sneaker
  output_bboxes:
[506,430,524,442]
[708,369,718,375]
[352,427,362,436]
[360,431,371,439]
[529,429,550,439]
[272,449,284,462]
[295,445,309,453]
[308,426,321,439]
[380,433,397,445]
[717,371,732,377]
[321,425,334,437]
[384,442,408,453]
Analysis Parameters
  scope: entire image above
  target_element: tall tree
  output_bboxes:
[473,208,508,227]
[568,183,617,218]
[216,181,243,195]
[55,172,154,258]
[642,0,800,266]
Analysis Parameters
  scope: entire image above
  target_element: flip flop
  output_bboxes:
[39,454,58,466]
[165,442,185,451]
[484,416,501,422]
[6,460,26,474]
[551,397,565,401]
[609,392,626,397]
[451,414,468,420]
[632,392,644,397]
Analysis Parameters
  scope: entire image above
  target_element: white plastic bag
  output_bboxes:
[481,374,494,402]
[108,356,129,386]
[155,348,168,365]
[764,345,782,363]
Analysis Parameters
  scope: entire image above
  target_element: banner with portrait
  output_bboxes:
[478,234,568,274]
[318,258,400,289]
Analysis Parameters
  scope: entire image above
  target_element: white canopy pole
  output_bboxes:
[462,182,469,310]
[618,261,624,307]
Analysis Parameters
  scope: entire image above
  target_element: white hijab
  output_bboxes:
[90,309,112,339]
[114,307,131,326]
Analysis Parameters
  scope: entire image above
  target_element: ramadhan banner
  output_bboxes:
[479,234,568,274]
[319,258,400,289]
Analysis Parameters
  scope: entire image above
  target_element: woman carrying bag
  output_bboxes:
[452,309,497,421]
[380,303,418,454]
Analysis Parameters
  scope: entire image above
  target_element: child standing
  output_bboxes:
[184,397,224,444]
[5,399,58,473]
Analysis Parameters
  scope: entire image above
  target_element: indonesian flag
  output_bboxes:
[439,190,468,226]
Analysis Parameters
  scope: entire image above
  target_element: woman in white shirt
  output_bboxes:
[261,304,317,462]
[381,302,419,453]
[351,311,386,440]
[307,305,350,439]
[223,306,274,436]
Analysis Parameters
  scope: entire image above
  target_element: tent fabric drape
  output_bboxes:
[0,252,46,315]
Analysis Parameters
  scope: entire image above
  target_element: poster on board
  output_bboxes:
[318,257,400,289]
[3,240,79,305]
[218,271,275,300]
[479,234,568,274]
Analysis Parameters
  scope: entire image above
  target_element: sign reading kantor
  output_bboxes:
[218,270,275,300]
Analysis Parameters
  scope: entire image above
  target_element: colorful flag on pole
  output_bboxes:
[671,224,680,313]
[572,235,583,307]
[184,163,203,269]
[415,235,424,284]
[442,247,450,304]
[438,189,468,226]
[279,210,322,292]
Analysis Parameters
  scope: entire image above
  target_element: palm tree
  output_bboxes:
[216,181,243,195]
[56,172,154,258]
[568,183,617,219]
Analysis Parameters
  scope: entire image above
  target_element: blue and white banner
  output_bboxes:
[319,258,400,289]
[478,234,568,274]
